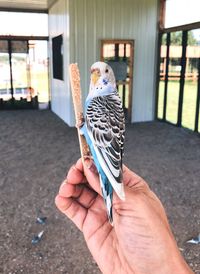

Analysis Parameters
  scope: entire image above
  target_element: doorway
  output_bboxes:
[0,38,49,110]
[101,39,134,122]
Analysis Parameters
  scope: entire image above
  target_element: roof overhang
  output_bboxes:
[0,0,57,12]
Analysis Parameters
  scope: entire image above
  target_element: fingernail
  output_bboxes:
[62,179,68,185]
[90,163,98,173]
[84,159,97,173]
[84,159,92,168]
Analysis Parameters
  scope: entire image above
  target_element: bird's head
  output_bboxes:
[88,62,116,99]
[90,61,116,88]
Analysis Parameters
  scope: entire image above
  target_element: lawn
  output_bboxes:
[0,56,49,103]
[157,80,199,131]
[0,70,49,103]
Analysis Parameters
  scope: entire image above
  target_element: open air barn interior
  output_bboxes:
[0,0,199,273]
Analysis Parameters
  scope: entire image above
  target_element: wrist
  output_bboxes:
[155,244,194,274]
[167,254,193,274]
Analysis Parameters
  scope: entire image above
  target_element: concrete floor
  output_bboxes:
[0,110,199,274]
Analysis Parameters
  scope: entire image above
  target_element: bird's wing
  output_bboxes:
[86,93,125,199]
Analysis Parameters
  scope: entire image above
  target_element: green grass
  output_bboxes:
[31,72,49,102]
[158,80,199,131]
[118,84,129,109]
[0,70,49,103]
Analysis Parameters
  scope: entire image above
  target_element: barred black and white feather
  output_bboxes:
[86,92,125,200]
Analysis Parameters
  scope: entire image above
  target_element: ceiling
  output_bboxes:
[0,0,57,11]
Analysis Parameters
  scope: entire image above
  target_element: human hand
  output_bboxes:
[55,159,193,274]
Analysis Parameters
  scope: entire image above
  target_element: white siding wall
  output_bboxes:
[49,0,74,126]
[69,0,158,123]
[49,0,158,125]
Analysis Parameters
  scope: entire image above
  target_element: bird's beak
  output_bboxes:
[91,70,100,85]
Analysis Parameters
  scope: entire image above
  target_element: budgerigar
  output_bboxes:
[80,61,125,224]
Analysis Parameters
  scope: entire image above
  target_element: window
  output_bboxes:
[101,40,134,122]
[52,35,63,81]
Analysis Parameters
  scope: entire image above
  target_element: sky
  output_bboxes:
[165,0,200,28]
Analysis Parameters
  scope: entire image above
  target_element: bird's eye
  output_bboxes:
[105,69,109,73]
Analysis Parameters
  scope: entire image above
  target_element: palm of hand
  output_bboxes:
[80,188,170,274]
[55,159,180,274]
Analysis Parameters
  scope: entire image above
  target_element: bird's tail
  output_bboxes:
[99,174,113,225]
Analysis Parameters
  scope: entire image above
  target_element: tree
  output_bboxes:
[162,31,198,45]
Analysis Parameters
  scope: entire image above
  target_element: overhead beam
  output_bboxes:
[161,22,200,33]
[0,35,48,40]
[0,7,48,13]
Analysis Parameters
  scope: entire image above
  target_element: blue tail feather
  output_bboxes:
[99,171,113,224]
[81,124,114,224]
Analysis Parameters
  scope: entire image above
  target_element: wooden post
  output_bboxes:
[155,32,162,119]
[163,32,170,120]
[195,58,200,132]
[177,30,188,127]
